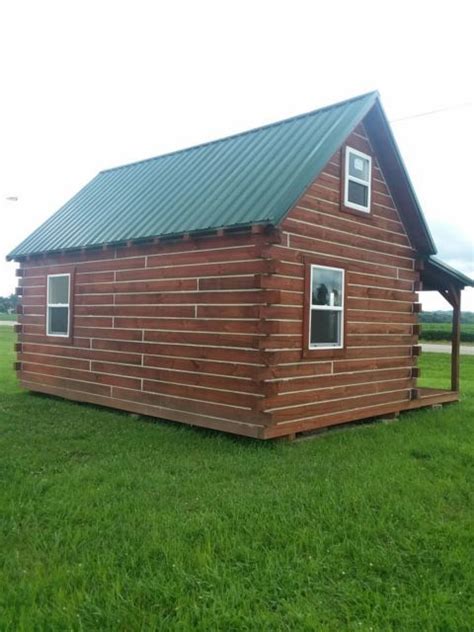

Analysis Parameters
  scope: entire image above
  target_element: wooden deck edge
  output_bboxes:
[262,401,409,438]
[262,392,459,439]
[404,390,459,409]
[21,381,265,439]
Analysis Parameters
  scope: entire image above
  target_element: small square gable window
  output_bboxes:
[344,146,372,213]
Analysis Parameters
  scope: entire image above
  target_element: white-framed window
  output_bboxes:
[309,264,344,349]
[46,274,71,337]
[344,146,372,212]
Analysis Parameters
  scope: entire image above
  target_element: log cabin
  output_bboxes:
[7,91,473,439]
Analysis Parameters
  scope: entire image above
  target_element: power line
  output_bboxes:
[391,102,472,123]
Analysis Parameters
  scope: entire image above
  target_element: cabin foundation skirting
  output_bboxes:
[21,380,267,439]
[20,380,458,441]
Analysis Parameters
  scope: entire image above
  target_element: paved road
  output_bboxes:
[422,343,474,355]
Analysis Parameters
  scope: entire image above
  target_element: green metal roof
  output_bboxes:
[7,91,435,260]
[7,92,380,259]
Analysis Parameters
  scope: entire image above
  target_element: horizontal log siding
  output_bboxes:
[259,125,420,437]
[14,123,423,440]
[16,232,278,438]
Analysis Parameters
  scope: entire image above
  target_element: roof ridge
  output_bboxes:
[100,91,379,174]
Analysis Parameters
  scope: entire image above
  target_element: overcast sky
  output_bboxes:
[1,0,472,310]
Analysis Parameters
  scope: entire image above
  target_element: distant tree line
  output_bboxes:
[0,294,18,313]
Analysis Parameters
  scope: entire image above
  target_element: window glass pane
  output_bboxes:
[48,306,69,335]
[312,268,343,307]
[348,180,368,207]
[49,276,69,304]
[310,310,341,345]
[349,152,369,181]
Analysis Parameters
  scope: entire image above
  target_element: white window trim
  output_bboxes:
[46,273,71,337]
[344,146,372,213]
[309,264,344,350]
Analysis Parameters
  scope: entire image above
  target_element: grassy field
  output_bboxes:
[0,327,473,630]
[420,323,474,334]
[0,313,16,321]
[420,322,474,343]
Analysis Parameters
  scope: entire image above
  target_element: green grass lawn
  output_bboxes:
[1,327,473,631]
[0,313,16,321]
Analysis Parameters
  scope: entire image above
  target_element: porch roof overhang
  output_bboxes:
[420,256,474,292]
[418,256,472,394]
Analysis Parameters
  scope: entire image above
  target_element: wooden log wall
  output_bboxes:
[259,124,421,438]
[14,122,422,440]
[15,232,283,438]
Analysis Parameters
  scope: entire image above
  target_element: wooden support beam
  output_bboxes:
[438,284,462,393]
[451,287,461,392]
[381,412,399,423]
[438,288,457,309]
[413,302,422,313]
[276,432,296,442]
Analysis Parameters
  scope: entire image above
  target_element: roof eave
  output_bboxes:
[6,220,275,262]
[423,255,474,288]
[364,100,437,256]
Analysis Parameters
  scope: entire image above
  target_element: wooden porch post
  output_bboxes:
[438,285,462,392]
[451,287,461,392]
